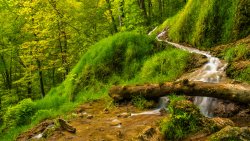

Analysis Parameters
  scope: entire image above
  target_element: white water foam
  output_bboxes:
[131,96,170,116]
[157,31,227,117]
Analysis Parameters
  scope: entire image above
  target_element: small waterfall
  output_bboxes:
[156,31,227,117]
[131,96,170,116]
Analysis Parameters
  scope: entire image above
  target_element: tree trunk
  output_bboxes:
[109,80,250,104]
[106,0,118,34]
[37,60,45,98]
[138,0,148,24]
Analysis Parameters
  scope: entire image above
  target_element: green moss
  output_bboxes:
[209,126,250,141]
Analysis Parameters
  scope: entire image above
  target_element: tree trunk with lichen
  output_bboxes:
[109,80,250,104]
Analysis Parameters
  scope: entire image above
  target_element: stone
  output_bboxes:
[110,119,122,126]
[103,108,109,114]
[137,126,156,141]
[87,115,93,119]
[213,101,240,117]
[237,109,250,117]
[117,112,131,118]
[210,117,235,130]
[209,126,250,141]
[78,112,87,118]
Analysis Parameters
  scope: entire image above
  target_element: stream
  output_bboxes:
[132,30,228,117]
[162,36,228,117]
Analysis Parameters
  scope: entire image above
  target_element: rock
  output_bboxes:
[209,126,250,141]
[237,109,250,117]
[209,117,235,130]
[117,112,131,118]
[87,115,93,119]
[58,118,76,133]
[103,108,109,114]
[137,126,156,141]
[42,125,56,138]
[76,105,92,113]
[78,112,87,118]
[213,101,240,117]
[110,119,122,126]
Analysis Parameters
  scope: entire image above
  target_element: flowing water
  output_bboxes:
[131,96,170,116]
[157,31,227,117]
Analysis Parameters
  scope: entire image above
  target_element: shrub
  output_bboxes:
[3,99,36,129]
[160,99,203,140]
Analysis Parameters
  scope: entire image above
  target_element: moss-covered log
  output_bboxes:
[109,80,250,104]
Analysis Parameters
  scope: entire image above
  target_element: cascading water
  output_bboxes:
[131,96,170,116]
[157,30,227,117]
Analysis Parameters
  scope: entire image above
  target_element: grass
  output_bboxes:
[223,44,250,62]
[152,0,250,48]
[223,43,250,83]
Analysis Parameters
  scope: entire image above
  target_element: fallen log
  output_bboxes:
[109,80,250,104]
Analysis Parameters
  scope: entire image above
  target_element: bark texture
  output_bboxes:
[109,80,250,104]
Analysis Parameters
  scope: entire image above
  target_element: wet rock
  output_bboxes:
[87,115,94,119]
[110,119,122,126]
[209,126,250,141]
[237,109,250,117]
[213,101,240,117]
[117,112,131,118]
[209,117,235,130]
[137,126,156,141]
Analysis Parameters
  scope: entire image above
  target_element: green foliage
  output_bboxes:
[155,0,250,47]
[3,99,36,129]
[139,48,189,83]
[223,43,250,83]
[160,99,202,140]
[223,44,250,62]
[31,109,55,123]
[60,32,155,99]
[226,65,250,84]
[131,95,147,110]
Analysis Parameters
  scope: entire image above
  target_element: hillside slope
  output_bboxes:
[154,0,250,47]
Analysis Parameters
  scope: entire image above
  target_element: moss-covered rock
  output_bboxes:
[209,126,250,141]
[160,100,203,140]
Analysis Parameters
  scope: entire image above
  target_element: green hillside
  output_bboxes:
[155,0,250,47]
